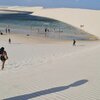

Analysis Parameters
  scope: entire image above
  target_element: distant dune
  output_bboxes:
[0,6,100,39]
[32,8,100,39]
[0,7,100,100]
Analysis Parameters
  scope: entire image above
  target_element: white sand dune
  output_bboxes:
[32,8,100,39]
[0,34,100,100]
[0,7,100,38]
[0,7,100,99]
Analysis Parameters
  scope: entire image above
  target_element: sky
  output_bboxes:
[0,0,100,10]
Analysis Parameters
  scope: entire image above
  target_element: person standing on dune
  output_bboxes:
[0,47,8,70]
[8,38,11,44]
[73,39,76,46]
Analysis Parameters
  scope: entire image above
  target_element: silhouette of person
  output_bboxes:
[9,38,11,44]
[73,39,76,46]
[8,28,10,33]
[45,28,48,37]
[45,28,47,33]
[5,28,8,33]
[0,32,3,35]
[0,47,8,70]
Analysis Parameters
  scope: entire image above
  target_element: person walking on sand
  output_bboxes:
[0,47,8,70]
[8,38,11,44]
[73,39,76,46]
[8,28,10,33]
[5,28,8,33]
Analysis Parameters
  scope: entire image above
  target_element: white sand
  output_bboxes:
[0,7,100,38]
[0,7,100,99]
[32,8,100,39]
[0,33,100,100]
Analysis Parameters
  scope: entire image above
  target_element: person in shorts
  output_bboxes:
[0,47,8,70]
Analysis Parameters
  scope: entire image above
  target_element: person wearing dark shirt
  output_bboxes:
[0,47,8,70]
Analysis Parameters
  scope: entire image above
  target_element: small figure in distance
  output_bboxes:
[5,28,8,33]
[0,47,8,70]
[45,28,47,33]
[0,31,3,35]
[27,34,30,36]
[73,39,76,46]
[8,28,10,33]
[8,38,11,44]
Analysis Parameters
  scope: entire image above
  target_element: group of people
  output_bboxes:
[0,39,76,70]
[0,28,11,35]
[5,28,10,33]
[0,38,11,70]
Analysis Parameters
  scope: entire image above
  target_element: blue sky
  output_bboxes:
[0,0,100,10]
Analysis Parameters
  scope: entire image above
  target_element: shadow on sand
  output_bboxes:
[4,79,88,100]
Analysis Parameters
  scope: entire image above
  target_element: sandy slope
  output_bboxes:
[32,8,100,38]
[0,7,100,38]
[0,34,100,100]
